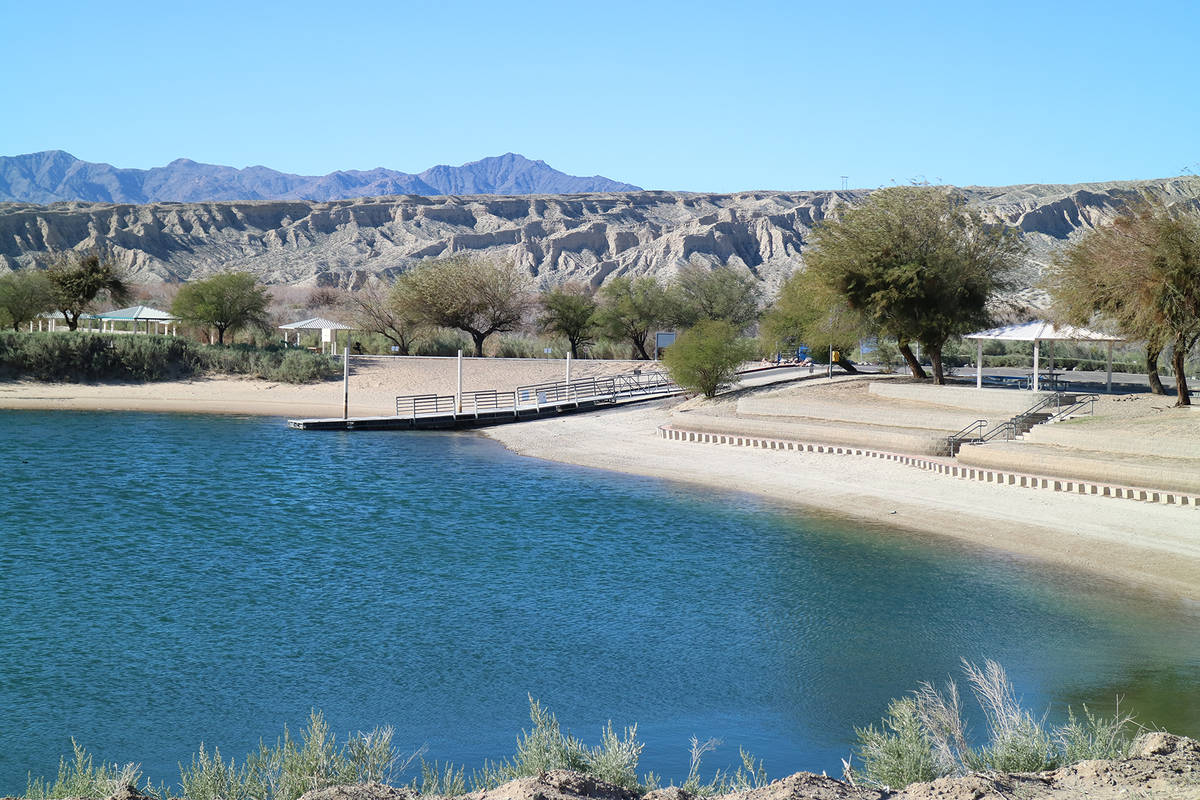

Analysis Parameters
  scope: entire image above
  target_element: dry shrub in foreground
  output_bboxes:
[851,658,1136,790]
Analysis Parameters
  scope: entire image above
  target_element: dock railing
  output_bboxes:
[395,393,456,418]
[396,369,679,420]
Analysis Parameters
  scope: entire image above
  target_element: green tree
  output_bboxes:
[595,275,670,360]
[806,186,1023,383]
[171,272,272,345]
[0,269,55,331]
[538,284,598,358]
[1050,201,1200,406]
[392,255,530,357]
[45,250,131,330]
[760,269,872,372]
[667,264,762,331]
[661,319,755,397]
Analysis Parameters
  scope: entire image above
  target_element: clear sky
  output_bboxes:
[3,0,1197,192]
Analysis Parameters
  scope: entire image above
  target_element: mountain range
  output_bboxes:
[4,178,1198,310]
[0,151,641,204]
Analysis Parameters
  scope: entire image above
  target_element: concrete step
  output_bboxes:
[957,441,1200,495]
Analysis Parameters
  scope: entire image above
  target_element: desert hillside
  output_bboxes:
[2,178,1198,307]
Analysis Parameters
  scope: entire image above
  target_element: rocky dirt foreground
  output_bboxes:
[301,734,1198,800]
[302,738,1200,800]
[27,734,1197,800]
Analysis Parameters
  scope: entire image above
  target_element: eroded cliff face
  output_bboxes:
[2,178,1198,305]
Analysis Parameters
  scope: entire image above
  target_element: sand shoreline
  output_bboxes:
[4,374,1198,604]
[480,402,1200,606]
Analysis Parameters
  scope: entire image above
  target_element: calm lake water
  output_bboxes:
[1,410,1198,794]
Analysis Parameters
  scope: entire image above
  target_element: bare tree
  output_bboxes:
[347,283,421,355]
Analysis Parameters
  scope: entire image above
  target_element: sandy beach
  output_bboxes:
[0,356,648,418]
[3,362,1198,603]
[482,399,1200,604]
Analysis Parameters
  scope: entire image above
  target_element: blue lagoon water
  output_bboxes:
[1,410,1198,794]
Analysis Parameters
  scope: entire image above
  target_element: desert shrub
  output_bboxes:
[853,697,938,790]
[111,335,201,380]
[1055,704,1135,764]
[27,740,150,800]
[179,744,262,800]
[267,350,338,383]
[414,330,472,356]
[194,344,336,382]
[194,344,272,376]
[177,711,408,800]
[493,333,544,359]
[580,722,645,790]
[661,320,755,398]
[961,660,1057,773]
[0,332,202,381]
[412,760,467,796]
[852,659,1136,789]
[473,698,643,791]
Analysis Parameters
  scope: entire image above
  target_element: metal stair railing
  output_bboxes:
[945,419,988,455]
[978,421,1017,444]
[969,391,1098,448]
[1045,393,1099,424]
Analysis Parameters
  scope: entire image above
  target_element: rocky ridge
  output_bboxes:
[1,178,1198,306]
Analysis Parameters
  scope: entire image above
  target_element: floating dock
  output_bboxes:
[289,370,680,431]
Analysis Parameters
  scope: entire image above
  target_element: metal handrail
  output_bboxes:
[1045,393,1099,423]
[462,389,512,413]
[979,422,1017,443]
[970,391,1099,448]
[395,393,455,418]
[945,419,988,454]
[394,368,679,420]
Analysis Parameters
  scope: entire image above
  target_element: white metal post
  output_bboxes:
[1032,340,1040,392]
[976,341,983,389]
[828,344,833,379]
[1106,341,1113,393]
[342,348,350,419]
[456,349,463,413]
[566,351,571,385]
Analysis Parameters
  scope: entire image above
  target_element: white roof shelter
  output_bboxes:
[279,317,353,354]
[964,320,1125,392]
[33,307,176,333]
[93,305,179,335]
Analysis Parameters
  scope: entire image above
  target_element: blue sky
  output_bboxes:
[3,0,1197,192]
